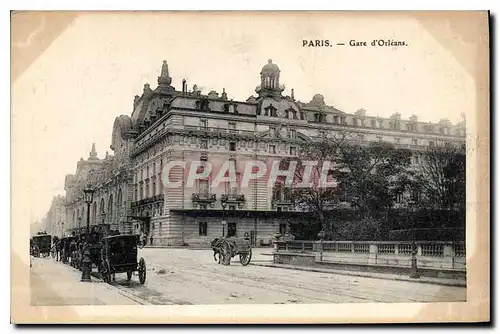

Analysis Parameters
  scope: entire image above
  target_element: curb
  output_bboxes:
[250,263,466,288]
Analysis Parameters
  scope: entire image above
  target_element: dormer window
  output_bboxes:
[333,116,339,124]
[264,105,277,117]
[299,111,305,120]
[224,104,229,113]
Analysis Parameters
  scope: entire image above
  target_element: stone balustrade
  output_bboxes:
[274,240,466,271]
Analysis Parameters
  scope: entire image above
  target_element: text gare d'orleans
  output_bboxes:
[302,39,408,47]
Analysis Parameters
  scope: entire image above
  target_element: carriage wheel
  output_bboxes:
[239,248,252,266]
[221,240,232,266]
[126,271,132,281]
[51,248,56,258]
[138,257,146,285]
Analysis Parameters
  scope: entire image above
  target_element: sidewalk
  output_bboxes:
[251,253,466,288]
[30,257,140,305]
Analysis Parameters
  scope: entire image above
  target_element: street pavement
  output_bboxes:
[29,248,466,305]
[30,256,139,305]
[111,248,466,305]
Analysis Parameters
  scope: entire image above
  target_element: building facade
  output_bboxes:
[62,59,466,246]
[43,195,66,237]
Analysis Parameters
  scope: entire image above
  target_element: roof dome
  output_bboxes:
[261,59,280,75]
[311,94,325,105]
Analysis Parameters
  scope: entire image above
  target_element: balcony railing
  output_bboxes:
[192,192,217,208]
[131,194,165,208]
[184,125,255,136]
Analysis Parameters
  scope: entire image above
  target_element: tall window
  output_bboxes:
[333,116,339,124]
[145,180,150,198]
[229,142,236,151]
[200,119,208,129]
[140,183,144,200]
[152,180,156,197]
[200,139,208,149]
[269,145,276,154]
[229,122,236,133]
[199,222,208,236]
[289,129,297,138]
[279,223,287,235]
[371,119,376,128]
[290,147,296,155]
[199,179,209,197]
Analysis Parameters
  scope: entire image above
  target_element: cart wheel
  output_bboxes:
[221,240,232,266]
[239,248,252,266]
[126,271,132,281]
[138,257,146,284]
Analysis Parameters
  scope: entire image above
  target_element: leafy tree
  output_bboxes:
[338,141,413,220]
[416,144,466,211]
[276,134,348,240]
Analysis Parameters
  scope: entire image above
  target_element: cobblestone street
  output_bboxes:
[30,248,466,305]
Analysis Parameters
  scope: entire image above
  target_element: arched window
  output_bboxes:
[117,189,123,220]
[100,198,106,223]
[92,202,97,225]
[108,194,114,224]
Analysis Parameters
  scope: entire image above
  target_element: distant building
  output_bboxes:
[42,195,65,237]
[62,59,466,246]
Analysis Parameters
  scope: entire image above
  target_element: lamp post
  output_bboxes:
[221,197,227,237]
[409,199,420,279]
[81,184,95,282]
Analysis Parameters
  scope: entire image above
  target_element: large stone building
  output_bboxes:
[62,59,466,246]
[41,195,66,237]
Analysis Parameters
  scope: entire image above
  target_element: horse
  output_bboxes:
[210,238,224,264]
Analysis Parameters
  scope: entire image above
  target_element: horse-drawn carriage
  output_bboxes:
[98,234,147,284]
[31,234,52,258]
[211,237,252,266]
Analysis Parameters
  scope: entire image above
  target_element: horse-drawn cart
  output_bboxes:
[31,234,52,258]
[217,237,252,266]
[98,235,147,284]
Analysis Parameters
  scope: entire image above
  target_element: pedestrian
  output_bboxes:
[150,236,153,246]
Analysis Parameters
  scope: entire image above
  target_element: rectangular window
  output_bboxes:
[353,118,358,126]
[371,119,376,128]
[199,179,209,197]
[269,145,276,154]
[200,119,208,129]
[152,181,156,197]
[229,142,236,151]
[229,122,237,133]
[290,147,296,155]
[200,139,208,149]
[227,223,237,238]
[199,222,208,236]
[289,129,296,138]
[333,116,339,124]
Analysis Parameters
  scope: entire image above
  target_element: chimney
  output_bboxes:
[182,79,187,94]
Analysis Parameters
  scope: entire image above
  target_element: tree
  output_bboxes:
[277,133,349,240]
[339,141,413,220]
[416,144,466,211]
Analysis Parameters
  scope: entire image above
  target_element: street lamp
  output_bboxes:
[221,197,228,237]
[409,199,420,279]
[81,184,95,282]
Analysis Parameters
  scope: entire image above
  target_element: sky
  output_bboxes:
[11,12,475,222]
